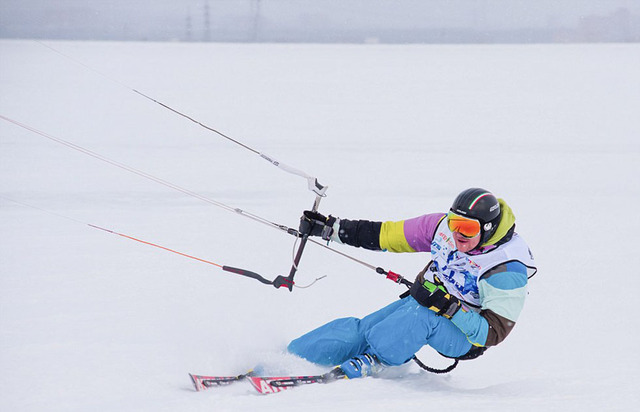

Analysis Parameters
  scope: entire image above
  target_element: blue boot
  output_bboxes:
[338,353,383,379]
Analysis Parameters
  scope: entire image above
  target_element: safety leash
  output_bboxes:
[412,356,459,374]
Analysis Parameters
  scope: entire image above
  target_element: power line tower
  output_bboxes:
[251,0,261,42]
[186,7,193,41]
[203,0,211,42]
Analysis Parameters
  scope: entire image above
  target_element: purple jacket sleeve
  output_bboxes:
[400,213,446,252]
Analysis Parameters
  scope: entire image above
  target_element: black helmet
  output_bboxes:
[450,188,501,244]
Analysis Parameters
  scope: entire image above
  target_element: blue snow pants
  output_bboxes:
[287,296,472,366]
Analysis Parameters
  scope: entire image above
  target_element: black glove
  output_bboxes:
[299,211,337,241]
[410,273,461,319]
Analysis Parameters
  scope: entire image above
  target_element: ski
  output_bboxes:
[189,370,254,391]
[247,369,346,395]
[190,368,346,394]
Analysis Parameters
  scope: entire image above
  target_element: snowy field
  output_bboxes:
[1,40,639,411]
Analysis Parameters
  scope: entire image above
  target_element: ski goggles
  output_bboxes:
[447,211,481,238]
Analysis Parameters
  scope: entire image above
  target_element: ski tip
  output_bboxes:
[189,370,255,392]
[189,373,203,392]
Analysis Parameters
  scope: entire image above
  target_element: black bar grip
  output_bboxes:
[222,265,274,286]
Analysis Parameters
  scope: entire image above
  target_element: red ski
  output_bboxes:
[190,368,345,394]
[248,369,345,394]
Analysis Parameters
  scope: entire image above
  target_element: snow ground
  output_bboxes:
[1,40,639,411]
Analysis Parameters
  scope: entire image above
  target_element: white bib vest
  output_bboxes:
[430,219,537,308]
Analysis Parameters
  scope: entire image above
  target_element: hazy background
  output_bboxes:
[1,0,639,43]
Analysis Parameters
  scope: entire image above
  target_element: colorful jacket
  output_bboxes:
[332,199,536,348]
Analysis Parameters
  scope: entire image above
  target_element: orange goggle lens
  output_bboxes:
[447,212,481,238]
